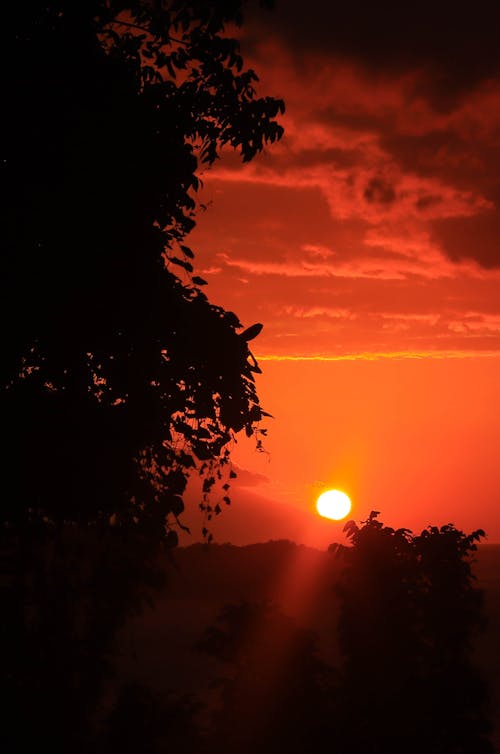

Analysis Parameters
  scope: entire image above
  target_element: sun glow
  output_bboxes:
[316,489,352,521]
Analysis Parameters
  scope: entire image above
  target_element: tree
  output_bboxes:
[197,601,338,754]
[1,3,283,750]
[2,526,166,754]
[102,682,203,754]
[331,512,493,754]
[1,0,284,540]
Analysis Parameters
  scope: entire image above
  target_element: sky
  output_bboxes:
[182,0,500,548]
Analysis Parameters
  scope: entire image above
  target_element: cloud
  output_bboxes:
[211,161,492,226]
[447,312,500,335]
[216,238,486,282]
[256,350,500,362]
[432,205,500,268]
[187,4,500,357]
[245,0,500,106]
[227,10,500,270]
[231,466,270,488]
[280,305,356,321]
[302,244,335,259]
[364,177,396,205]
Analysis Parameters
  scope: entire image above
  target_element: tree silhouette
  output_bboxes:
[197,601,338,754]
[102,682,202,754]
[1,0,284,539]
[2,526,166,753]
[331,512,493,754]
[1,3,283,750]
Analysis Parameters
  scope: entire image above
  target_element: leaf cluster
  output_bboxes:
[1,0,283,540]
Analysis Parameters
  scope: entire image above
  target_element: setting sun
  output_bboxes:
[316,489,352,521]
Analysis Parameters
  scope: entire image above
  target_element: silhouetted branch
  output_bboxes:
[106,18,188,46]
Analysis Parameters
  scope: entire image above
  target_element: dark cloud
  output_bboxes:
[231,465,270,487]
[379,131,473,180]
[416,195,443,212]
[182,485,337,548]
[246,0,500,107]
[283,147,364,171]
[432,208,500,267]
[364,176,396,205]
[317,107,394,135]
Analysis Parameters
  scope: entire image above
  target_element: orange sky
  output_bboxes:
[180,0,500,548]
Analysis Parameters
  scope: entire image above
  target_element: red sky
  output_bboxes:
[181,0,500,548]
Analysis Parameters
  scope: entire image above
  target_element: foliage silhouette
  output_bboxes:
[2,527,165,753]
[1,0,283,539]
[331,512,493,754]
[102,682,202,754]
[1,2,283,751]
[197,600,338,754]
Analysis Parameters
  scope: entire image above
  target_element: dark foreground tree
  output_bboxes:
[2,527,166,754]
[1,0,283,539]
[1,3,283,751]
[331,513,493,754]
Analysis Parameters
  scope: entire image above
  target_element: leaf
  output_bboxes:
[202,476,216,493]
[165,56,176,78]
[169,256,193,273]
[170,495,184,517]
[165,530,178,548]
[196,427,212,439]
[343,520,358,539]
[178,452,196,469]
[225,311,242,328]
[239,322,263,341]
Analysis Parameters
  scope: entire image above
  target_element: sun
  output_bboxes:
[316,489,352,521]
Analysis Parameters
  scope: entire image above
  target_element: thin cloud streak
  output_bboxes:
[255,350,500,362]
[217,249,492,282]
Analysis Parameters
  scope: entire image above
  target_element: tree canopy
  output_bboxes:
[1,0,284,541]
[332,512,493,754]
